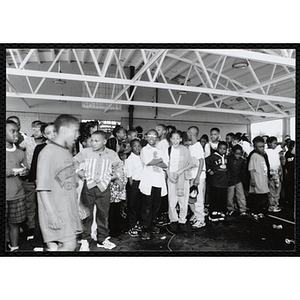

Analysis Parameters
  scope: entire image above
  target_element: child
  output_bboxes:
[265,136,282,212]
[206,141,228,222]
[139,129,168,240]
[166,131,195,232]
[106,125,127,154]
[199,134,210,158]
[225,132,235,154]
[227,144,248,217]
[156,124,169,151]
[187,126,206,228]
[248,136,270,222]
[122,129,139,159]
[209,127,221,155]
[125,139,144,237]
[6,120,29,251]
[74,130,123,251]
[284,140,295,208]
[36,114,82,251]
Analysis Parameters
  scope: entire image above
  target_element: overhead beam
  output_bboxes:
[101,49,114,77]
[122,49,135,67]
[19,49,35,69]
[82,49,88,63]
[7,68,295,104]
[6,92,284,118]
[34,49,41,64]
[198,49,295,68]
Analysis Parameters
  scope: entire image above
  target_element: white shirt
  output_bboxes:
[189,142,206,179]
[157,139,169,153]
[125,153,143,181]
[139,144,167,196]
[204,143,211,158]
[169,146,180,172]
[265,147,281,170]
[242,141,253,155]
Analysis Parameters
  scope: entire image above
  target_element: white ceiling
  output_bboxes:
[6,48,296,123]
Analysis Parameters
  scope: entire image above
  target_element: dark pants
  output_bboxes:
[80,183,110,243]
[141,187,162,229]
[127,180,142,229]
[209,186,227,213]
[23,181,36,230]
[158,195,168,215]
[249,193,268,214]
[108,202,122,237]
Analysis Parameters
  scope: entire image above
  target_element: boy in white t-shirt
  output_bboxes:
[265,136,282,212]
[187,126,206,228]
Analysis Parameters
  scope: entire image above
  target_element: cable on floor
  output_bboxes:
[165,226,176,252]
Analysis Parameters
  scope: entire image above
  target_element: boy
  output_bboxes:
[6,115,27,149]
[6,120,29,251]
[284,141,295,208]
[209,127,221,155]
[226,132,235,154]
[139,129,168,240]
[36,114,82,251]
[206,141,228,222]
[265,136,282,212]
[248,136,270,222]
[125,139,144,237]
[227,144,248,217]
[74,130,124,250]
[187,126,206,228]
[106,125,127,154]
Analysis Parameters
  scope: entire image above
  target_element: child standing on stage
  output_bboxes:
[74,130,124,251]
[139,129,168,240]
[206,141,228,222]
[36,115,82,251]
[125,139,144,237]
[6,120,29,251]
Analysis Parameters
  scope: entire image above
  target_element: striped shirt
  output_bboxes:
[73,147,123,192]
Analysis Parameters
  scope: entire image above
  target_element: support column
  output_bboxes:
[247,123,251,141]
[128,66,135,130]
[282,117,290,140]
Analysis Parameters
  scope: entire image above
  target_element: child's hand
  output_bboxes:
[115,179,124,191]
[19,168,29,177]
[6,169,14,177]
[250,179,256,187]
[48,212,63,230]
[209,171,214,176]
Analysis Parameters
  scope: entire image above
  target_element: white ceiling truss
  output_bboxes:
[6,48,296,122]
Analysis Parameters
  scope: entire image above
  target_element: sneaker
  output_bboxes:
[141,230,151,240]
[226,210,234,216]
[47,242,59,251]
[79,239,90,251]
[257,213,265,219]
[209,212,219,222]
[134,223,142,232]
[192,220,206,229]
[128,228,139,237]
[97,237,116,250]
[268,206,281,213]
[251,213,259,223]
[151,225,160,234]
[168,222,178,233]
[239,212,248,218]
[189,214,197,224]
[217,212,225,221]
[27,228,35,241]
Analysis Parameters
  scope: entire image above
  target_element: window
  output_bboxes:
[290,117,295,140]
[251,119,283,142]
[81,119,121,133]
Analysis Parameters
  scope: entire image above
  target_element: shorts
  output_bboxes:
[6,198,27,224]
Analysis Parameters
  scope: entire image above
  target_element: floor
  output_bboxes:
[17,203,295,254]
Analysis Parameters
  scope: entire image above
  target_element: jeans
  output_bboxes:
[141,186,161,229]
[268,178,281,208]
[127,180,142,229]
[209,186,227,213]
[227,182,247,213]
[80,182,110,243]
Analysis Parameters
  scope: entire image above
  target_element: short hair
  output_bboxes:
[200,134,209,142]
[112,125,126,137]
[6,120,18,127]
[91,130,107,140]
[130,138,141,148]
[85,120,98,133]
[233,134,241,142]
[7,116,20,122]
[232,144,243,153]
[170,130,182,138]
[252,136,265,145]
[156,124,167,131]
[127,129,138,136]
[267,136,277,144]
[187,126,199,134]
[288,140,295,151]
[226,132,235,138]
[31,120,42,127]
[79,133,91,144]
[135,126,143,133]
[147,129,158,136]
[166,125,176,132]
[210,127,220,133]
[218,141,228,148]
[54,114,79,132]
[41,122,55,134]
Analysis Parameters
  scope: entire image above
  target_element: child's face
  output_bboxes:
[116,129,126,140]
[89,125,98,135]
[170,133,182,148]
[268,140,277,150]
[232,139,239,146]
[32,124,43,139]
[63,123,79,148]
[187,128,197,140]
[217,145,227,156]
[200,138,207,148]
[131,141,142,155]
[91,134,106,151]
[128,132,137,141]
[156,126,166,138]
[255,142,265,155]
[43,125,57,141]
[6,123,19,144]
[85,137,92,148]
[233,149,242,160]
[210,130,220,143]
[226,135,233,144]
[147,131,158,146]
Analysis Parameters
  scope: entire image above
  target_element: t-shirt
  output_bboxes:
[205,153,228,188]
[265,148,281,170]
[189,142,206,179]
[248,152,269,194]
[36,142,82,243]
[6,147,27,201]
[157,139,169,153]
[139,144,168,196]
[125,152,143,181]
[204,143,211,158]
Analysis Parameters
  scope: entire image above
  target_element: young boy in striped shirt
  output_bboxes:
[74,130,124,251]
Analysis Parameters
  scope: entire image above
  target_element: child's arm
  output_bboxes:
[38,191,63,230]
[206,156,214,176]
[193,158,204,185]
[249,170,256,187]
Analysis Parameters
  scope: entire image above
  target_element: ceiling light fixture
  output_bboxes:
[232,58,249,69]
[177,91,187,95]
[53,62,66,85]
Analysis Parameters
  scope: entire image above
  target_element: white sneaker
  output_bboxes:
[79,239,90,251]
[192,220,206,228]
[97,237,116,250]
[47,242,58,251]
[189,214,197,224]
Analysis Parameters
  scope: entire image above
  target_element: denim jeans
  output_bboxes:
[227,182,247,213]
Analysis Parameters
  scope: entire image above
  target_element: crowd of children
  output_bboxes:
[5,114,295,251]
